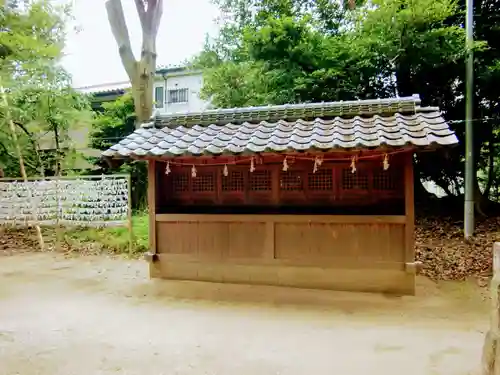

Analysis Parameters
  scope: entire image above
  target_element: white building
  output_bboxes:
[153,67,211,113]
[76,66,211,114]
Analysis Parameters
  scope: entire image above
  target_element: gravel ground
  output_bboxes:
[0,253,491,375]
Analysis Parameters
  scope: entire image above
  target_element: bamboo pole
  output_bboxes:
[55,176,62,251]
[0,81,45,251]
[127,174,134,254]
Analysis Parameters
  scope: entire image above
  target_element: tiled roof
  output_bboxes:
[102,95,458,158]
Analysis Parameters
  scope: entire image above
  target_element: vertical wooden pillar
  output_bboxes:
[481,243,500,375]
[402,153,417,294]
[148,160,157,254]
[404,152,415,264]
[264,222,275,260]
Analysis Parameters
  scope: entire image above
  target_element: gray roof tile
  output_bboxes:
[102,111,458,158]
[153,95,423,127]
[102,97,458,159]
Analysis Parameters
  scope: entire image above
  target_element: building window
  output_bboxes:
[342,168,369,190]
[167,88,189,104]
[280,171,303,191]
[222,171,244,192]
[308,169,333,191]
[154,86,164,108]
[249,171,271,191]
[192,172,215,192]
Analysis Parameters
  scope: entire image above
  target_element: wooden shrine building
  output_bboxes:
[103,95,458,295]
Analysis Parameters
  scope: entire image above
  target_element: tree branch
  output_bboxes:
[149,0,163,40]
[140,0,163,56]
[133,0,147,28]
[13,120,33,138]
[0,140,38,171]
[105,0,138,81]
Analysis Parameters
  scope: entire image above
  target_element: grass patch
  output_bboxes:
[64,213,149,255]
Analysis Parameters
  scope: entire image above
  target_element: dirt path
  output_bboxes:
[0,253,490,375]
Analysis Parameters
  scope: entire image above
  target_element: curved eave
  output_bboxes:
[102,140,458,161]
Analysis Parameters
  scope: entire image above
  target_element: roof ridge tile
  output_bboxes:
[153,95,422,128]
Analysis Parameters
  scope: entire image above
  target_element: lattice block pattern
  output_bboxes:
[342,169,369,190]
[172,173,189,192]
[280,171,303,191]
[192,172,215,192]
[373,170,398,190]
[249,170,271,191]
[222,171,244,192]
[308,169,333,191]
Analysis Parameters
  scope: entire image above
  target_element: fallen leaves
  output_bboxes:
[416,216,500,281]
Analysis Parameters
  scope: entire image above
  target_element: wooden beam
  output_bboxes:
[131,149,417,165]
[148,160,157,254]
[264,222,275,260]
[404,153,415,264]
[156,253,406,271]
[155,213,406,224]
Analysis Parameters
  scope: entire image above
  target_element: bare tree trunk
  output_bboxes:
[53,122,61,176]
[105,0,163,125]
[475,173,488,217]
[14,121,46,177]
[51,104,63,250]
[484,131,496,200]
[0,82,45,251]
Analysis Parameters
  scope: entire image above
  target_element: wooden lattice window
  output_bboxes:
[280,171,303,191]
[249,170,271,191]
[222,171,244,192]
[192,172,215,192]
[373,170,397,190]
[342,168,369,190]
[172,173,189,192]
[308,169,333,191]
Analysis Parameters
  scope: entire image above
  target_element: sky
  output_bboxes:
[62,0,220,88]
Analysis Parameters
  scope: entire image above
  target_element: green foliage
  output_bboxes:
[65,213,149,255]
[199,0,467,106]
[0,0,90,178]
[0,72,93,176]
[12,73,93,174]
[0,0,70,85]
[90,93,147,209]
[195,0,500,201]
[91,93,136,151]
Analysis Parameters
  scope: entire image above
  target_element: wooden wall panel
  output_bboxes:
[156,221,266,260]
[274,222,405,263]
[155,257,415,295]
[153,213,413,295]
[226,223,266,258]
[156,222,198,255]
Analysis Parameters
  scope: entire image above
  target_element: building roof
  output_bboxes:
[102,95,459,159]
[75,81,131,95]
[74,66,192,96]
